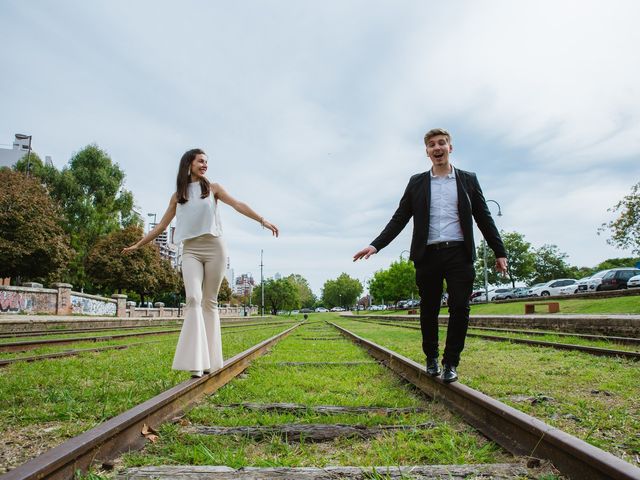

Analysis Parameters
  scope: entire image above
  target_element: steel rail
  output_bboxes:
[0,340,164,368]
[0,329,182,353]
[329,322,640,480]
[352,316,640,346]
[0,324,182,339]
[350,317,639,360]
[0,322,302,480]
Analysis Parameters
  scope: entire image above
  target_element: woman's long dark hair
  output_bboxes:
[176,148,210,204]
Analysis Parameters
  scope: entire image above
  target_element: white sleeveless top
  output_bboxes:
[174,182,222,244]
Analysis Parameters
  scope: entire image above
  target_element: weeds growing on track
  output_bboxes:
[123,320,510,470]
[334,316,640,468]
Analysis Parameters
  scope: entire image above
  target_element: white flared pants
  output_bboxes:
[172,234,226,373]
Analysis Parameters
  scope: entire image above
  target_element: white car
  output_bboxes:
[528,279,577,297]
[471,289,496,303]
[627,274,640,288]
[315,307,329,313]
[558,283,579,295]
[330,306,345,312]
[576,270,610,293]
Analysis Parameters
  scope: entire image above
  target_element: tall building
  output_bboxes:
[150,222,179,267]
[234,273,255,297]
[0,134,31,168]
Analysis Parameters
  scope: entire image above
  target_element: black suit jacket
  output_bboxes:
[370,168,506,266]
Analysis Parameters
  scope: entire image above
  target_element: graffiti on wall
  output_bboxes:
[0,291,33,313]
[71,295,116,316]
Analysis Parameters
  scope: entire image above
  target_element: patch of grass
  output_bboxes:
[123,322,509,469]
[334,317,640,468]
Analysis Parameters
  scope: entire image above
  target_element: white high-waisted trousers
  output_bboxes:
[172,234,226,373]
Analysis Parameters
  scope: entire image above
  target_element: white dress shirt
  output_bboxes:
[427,166,464,244]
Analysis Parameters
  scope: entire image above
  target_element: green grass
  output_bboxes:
[333,316,640,468]
[368,295,640,315]
[123,320,510,470]
[0,323,297,474]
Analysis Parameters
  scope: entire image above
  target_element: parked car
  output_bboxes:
[528,279,577,297]
[576,270,611,293]
[627,274,640,288]
[513,287,530,298]
[330,306,345,312]
[599,268,640,291]
[315,307,329,313]
[471,288,497,303]
[558,283,579,295]
[300,308,314,314]
[493,288,516,300]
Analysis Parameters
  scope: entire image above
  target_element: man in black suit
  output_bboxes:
[353,128,507,383]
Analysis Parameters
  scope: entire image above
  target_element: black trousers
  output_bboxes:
[415,245,475,366]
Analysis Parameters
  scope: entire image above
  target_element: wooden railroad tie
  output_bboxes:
[118,463,532,479]
[184,422,436,442]
[299,336,343,340]
[211,402,428,415]
[264,361,377,366]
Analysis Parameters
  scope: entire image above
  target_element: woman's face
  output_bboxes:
[190,153,208,179]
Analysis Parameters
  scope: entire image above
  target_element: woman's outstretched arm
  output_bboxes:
[122,194,178,253]
[212,182,279,237]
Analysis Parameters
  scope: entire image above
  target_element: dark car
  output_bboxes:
[599,268,640,291]
[300,308,314,313]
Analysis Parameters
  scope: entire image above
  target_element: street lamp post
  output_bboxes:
[15,134,32,176]
[483,200,502,303]
[147,213,157,232]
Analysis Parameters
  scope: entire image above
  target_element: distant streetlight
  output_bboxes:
[483,199,503,303]
[15,134,32,176]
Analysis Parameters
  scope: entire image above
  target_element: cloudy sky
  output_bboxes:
[2,1,639,295]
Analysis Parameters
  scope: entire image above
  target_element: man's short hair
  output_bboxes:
[424,128,451,146]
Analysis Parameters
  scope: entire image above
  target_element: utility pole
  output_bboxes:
[260,249,264,316]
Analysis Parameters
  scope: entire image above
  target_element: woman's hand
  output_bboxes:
[262,219,279,237]
[121,243,140,254]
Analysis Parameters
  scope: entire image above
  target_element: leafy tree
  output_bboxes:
[86,225,177,304]
[474,231,536,287]
[15,145,142,289]
[287,273,316,308]
[599,181,640,255]
[252,278,299,315]
[532,244,571,283]
[0,169,74,283]
[594,257,640,271]
[218,277,233,303]
[321,273,363,309]
[369,259,417,305]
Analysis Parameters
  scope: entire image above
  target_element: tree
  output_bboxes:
[252,278,299,315]
[368,259,417,305]
[15,145,142,289]
[594,257,640,271]
[321,273,363,309]
[0,169,74,283]
[532,244,571,283]
[218,277,233,303]
[599,181,640,255]
[86,225,175,303]
[474,231,536,288]
[287,274,316,308]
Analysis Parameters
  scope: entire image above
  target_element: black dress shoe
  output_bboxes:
[426,358,441,376]
[442,364,458,383]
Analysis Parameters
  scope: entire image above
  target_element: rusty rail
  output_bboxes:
[330,321,640,480]
[1,323,301,480]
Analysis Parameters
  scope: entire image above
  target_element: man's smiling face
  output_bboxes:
[426,134,453,169]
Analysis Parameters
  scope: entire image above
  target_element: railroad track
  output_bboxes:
[329,321,640,480]
[0,322,302,480]
[0,329,183,353]
[350,317,640,360]
[3,319,638,479]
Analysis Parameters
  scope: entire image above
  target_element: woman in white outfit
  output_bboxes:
[123,148,279,377]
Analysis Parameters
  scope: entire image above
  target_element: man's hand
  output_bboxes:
[353,245,377,261]
[496,257,508,275]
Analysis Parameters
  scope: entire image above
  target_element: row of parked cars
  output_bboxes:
[472,267,640,302]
